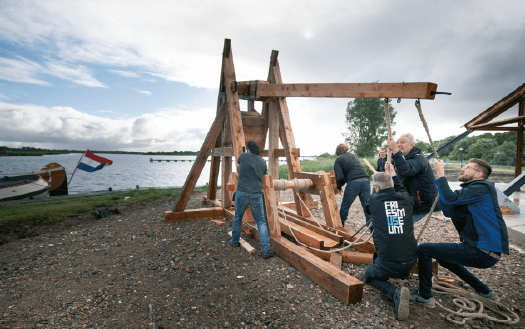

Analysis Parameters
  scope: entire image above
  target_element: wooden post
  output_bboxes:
[173,103,227,212]
[262,175,281,238]
[516,98,524,177]
[268,99,280,182]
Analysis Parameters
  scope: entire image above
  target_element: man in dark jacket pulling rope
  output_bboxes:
[334,143,370,226]
[386,133,441,223]
[410,158,509,307]
[364,163,417,321]
[230,140,274,258]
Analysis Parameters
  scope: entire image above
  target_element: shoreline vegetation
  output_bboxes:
[0,146,201,157]
[0,185,208,244]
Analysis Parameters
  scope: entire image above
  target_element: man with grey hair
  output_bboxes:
[386,133,441,223]
[364,163,416,321]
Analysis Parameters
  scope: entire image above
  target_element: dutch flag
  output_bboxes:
[77,151,113,172]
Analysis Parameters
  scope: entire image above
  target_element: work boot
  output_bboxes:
[229,240,240,248]
[393,287,410,321]
[262,250,275,258]
[409,290,435,308]
[476,290,500,301]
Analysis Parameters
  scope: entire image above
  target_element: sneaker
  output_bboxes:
[229,241,240,248]
[409,290,435,308]
[262,250,275,258]
[393,287,410,321]
[477,290,500,301]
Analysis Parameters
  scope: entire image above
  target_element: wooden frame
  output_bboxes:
[165,39,441,304]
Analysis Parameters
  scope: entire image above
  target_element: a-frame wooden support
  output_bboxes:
[464,82,525,177]
[165,39,441,304]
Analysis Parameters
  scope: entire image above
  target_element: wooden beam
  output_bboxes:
[165,207,225,222]
[237,82,438,100]
[469,127,522,131]
[223,40,246,162]
[464,83,525,128]
[469,115,525,129]
[330,252,343,269]
[517,99,524,177]
[279,207,376,254]
[228,231,256,254]
[277,209,344,243]
[305,248,374,264]
[173,103,227,212]
[222,115,233,209]
[213,147,234,156]
[262,175,281,238]
[268,99,280,180]
[272,237,363,304]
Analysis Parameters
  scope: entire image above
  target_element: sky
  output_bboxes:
[0,0,524,156]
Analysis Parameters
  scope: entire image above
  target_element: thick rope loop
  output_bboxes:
[431,281,519,325]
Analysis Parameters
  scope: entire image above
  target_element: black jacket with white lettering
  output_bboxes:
[365,176,417,263]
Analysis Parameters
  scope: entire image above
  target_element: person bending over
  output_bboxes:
[334,143,370,226]
[230,140,274,258]
[386,133,441,223]
[410,158,509,307]
[364,163,416,321]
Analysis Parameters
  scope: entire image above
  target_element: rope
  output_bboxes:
[413,99,441,243]
[384,98,392,165]
[431,281,519,325]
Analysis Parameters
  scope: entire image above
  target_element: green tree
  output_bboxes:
[414,140,432,154]
[467,138,498,160]
[344,98,396,157]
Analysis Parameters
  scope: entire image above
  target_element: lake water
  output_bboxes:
[0,153,317,194]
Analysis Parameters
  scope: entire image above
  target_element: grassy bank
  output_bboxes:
[0,186,208,239]
[278,156,377,179]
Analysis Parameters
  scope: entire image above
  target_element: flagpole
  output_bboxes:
[68,149,87,186]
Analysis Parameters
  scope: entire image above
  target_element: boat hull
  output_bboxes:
[0,175,50,201]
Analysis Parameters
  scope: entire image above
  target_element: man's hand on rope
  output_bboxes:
[385,162,397,177]
[386,137,399,154]
[433,159,446,178]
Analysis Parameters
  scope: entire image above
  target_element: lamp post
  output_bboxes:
[459,148,464,167]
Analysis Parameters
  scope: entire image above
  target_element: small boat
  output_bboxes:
[0,174,50,201]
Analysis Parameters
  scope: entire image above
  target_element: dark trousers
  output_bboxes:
[340,179,370,225]
[418,242,499,299]
[364,256,417,300]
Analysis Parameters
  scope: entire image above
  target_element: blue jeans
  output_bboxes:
[417,243,499,299]
[365,256,417,300]
[340,179,371,225]
[231,190,271,252]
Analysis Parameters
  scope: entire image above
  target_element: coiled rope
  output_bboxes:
[431,281,519,325]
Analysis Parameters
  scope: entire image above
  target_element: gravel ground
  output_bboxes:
[1,187,524,329]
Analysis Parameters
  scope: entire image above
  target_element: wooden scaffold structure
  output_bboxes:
[165,39,440,304]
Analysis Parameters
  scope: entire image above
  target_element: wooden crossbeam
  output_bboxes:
[165,207,225,222]
[236,82,438,100]
[212,147,299,158]
[469,115,525,129]
[272,237,363,304]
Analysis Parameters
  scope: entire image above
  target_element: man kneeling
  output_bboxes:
[364,164,417,321]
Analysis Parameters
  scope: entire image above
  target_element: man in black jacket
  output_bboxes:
[410,158,509,307]
[364,163,416,321]
[386,133,441,223]
[334,143,370,226]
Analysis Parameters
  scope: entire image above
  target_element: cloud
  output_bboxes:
[0,102,215,152]
[134,89,151,96]
[0,55,106,87]
[109,69,141,78]
[0,56,50,85]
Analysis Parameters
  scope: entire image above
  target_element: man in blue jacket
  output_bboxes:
[410,158,509,307]
[364,164,417,321]
[387,134,441,223]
